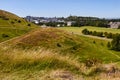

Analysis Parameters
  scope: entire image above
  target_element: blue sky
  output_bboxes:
[0,0,120,18]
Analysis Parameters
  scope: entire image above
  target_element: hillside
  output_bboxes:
[0,10,37,42]
[0,10,120,79]
[7,28,120,63]
[10,28,82,54]
[0,27,120,79]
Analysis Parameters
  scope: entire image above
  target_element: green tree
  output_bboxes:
[111,34,120,51]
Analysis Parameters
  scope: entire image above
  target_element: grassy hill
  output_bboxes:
[0,27,120,79]
[8,27,120,63]
[0,11,120,80]
[0,10,38,42]
[58,26,120,61]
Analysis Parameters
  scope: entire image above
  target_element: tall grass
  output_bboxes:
[0,44,120,79]
[0,45,82,73]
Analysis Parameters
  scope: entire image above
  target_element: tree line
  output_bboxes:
[82,29,120,51]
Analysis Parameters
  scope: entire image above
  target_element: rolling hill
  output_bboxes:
[7,27,120,63]
[0,10,120,79]
[0,10,37,42]
[0,27,120,79]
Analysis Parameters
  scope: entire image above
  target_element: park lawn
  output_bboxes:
[58,26,120,34]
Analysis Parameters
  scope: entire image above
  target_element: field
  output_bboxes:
[0,27,120,79]
[0,9,120,79]
[58,26,120,34]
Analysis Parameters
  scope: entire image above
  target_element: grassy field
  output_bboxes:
[0,10,120,79]
[0,27,120,79]
[58,26,120,34]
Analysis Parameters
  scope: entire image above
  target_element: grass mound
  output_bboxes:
[12,28,82,54]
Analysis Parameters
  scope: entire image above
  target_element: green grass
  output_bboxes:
[58,26,120,34]
[57,27,120,63]
[0,10,38,42]
[0,27,120,79]
[9,28,120,64]
[76,35,120,63]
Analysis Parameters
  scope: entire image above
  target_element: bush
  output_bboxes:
[2,34,9,38]
[57,43,62,47]
[92,31,97,36]
[85,58,102,67]
[27,24,31,26]
[107,42,111,49]
[111,34,120,51]
[82,28,89,35]
[11,21,15,24]
[18,20,21,23]
[106,33,113,39]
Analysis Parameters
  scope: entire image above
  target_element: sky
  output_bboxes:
[0,0,120,18]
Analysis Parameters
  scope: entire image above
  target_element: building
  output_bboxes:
[67,21,72,26]
[109,22,120,29]
[67,21,76,26]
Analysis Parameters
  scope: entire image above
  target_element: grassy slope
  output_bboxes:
[9,27,120,63]
[0,10,38,42]
[0,27,120,79]
[58,27,120,63]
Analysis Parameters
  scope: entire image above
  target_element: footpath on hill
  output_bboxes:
[71,32,112,41]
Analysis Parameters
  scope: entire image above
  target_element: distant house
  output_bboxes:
[109,22,120,29]
[41,24,47,28]
[67,21,73,26]
[33,20,39,24]
[67,21,76,26]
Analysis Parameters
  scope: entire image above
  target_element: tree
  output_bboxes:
[82,29,89,35]
[107,42,111,49]
[111,34,120,51]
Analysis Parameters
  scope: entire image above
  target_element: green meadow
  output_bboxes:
[58,26,120,34]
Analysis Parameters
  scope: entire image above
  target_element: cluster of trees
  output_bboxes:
[108,34,120,51]
[67,16,109,27]
[82,29,119,39]
[82,29,120,51]
[38,22,66,27]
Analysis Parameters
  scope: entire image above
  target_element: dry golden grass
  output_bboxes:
[0,44,120,80]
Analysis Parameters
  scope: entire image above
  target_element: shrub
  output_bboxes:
[82,28,89,35]
[111,34,120,51]
[57,43,62,47]
[27,24,31,26]
[92,31,97,36]
[107,42,111,49]
[106,33,113,39]
[85,58,102,67]
[93,41,96,44]
[18,20,21,23]
[11,21,15,24]
[2,34,9,38]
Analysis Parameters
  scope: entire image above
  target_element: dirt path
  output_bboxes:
[72,32,112,41]
[0,36,20,45]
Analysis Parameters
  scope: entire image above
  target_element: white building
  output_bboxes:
[67,21,72,26]
[33,20,39,24]
[109,22,120,29]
